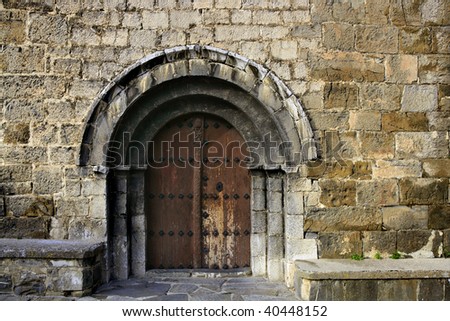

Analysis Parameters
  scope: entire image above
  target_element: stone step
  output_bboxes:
[294,259,450,301]
[145,268,251,278]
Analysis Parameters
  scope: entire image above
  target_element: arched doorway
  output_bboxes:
[78,45,317,283]
[146,113,250,270]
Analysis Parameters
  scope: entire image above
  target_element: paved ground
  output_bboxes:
[0,274,298,301]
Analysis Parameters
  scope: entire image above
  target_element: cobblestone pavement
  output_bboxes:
[0,274,299,301]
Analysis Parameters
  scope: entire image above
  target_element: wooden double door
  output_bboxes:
[146,114,251,270]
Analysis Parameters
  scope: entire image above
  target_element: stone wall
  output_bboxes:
[0,0,449,273]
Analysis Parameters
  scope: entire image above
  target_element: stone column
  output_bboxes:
[250,171,267,276]
[284,173,317,287]
[128,168,146,277]
[266,172,284,281]
[109,168,129,280]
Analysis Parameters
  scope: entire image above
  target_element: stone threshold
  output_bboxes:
[294,259,450,301]
[145,268,252,278]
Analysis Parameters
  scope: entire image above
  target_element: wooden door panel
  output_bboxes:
[201,116,251,269]
[146,116,202,269]
[146,113,250,270]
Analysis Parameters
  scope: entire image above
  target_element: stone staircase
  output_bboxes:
[294,259,450,300]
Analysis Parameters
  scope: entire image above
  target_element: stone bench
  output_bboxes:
[0,239,105,297]
[294,259,450,301]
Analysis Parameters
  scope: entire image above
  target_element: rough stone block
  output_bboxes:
[281,10,310,24]
[318,231,362,259]
[3,122,30,144]
[418,279,445,301]
[418,55,448,84]
[360,83,402,111]
[399,178,448,205]
[352,161,372,180]
[364,0,389,24]
[305,207,381,232]
[362,231,397,258]
[68,218,107,240]
[322,22,354,51]
[0,10,26,43]
[356,179,398,206]
[421,0,450,25]
[231,9,252,24]
[29,13,68,44]
[267,236,283,260]
[251,211,266,233]
[319,179,356,207]
[372,160,422,178]
[389,0,421,26]
[360,131,394,159]
[49,146,76,164]
[400,27,432,54]
[434,27,450,53]
[267,176,283,191]
[267,259,283,281]
[81,179,106,197]
[382,206,429,230]
[395,132,448,159]
[286,239,317,261]
[250,233,266,257]
[267,212,283,236]
[90,195,107,219]
[286,192,304,215]
[285,214,304,238]
[0,217,50,238]
[356,25,398,53]
[308,111,349,131]
[377,280,418,300]
[385,55,418,83]
[349,111,381,130]
[428,206,450,230]
[5,195,54,217]
[33,166,62,195]
[324,82,358,109]
[423,159,450,177]
[397,230,443,258]
[252,189,265,211]
[216,25,260,41]
[381,112,428,132]
[1,46,45,73]
[401,85,437,112]
[428,111,450,131]
[267,191,282,213]
[216,0,241,8]
[4,146,48,164]
[142,11,169,29]
[170,10,202,29]
[129,30,158,48]
[270,40,298,60]
[1,76,66,99]
[55,197,89,217]
[310,52,384,82]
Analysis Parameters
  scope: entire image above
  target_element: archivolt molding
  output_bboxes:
[79,45,317,170]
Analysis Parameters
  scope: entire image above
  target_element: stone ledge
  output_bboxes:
[295,259,450,280]
[294,259,450,300]
[0,238,104,259]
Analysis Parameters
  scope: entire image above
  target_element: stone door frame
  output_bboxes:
[78,45,317,284]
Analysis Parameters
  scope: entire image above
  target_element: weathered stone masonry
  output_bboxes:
[0,0,449,296]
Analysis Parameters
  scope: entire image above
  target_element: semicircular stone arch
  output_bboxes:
[79,45,316,171]
[79,45,317,284]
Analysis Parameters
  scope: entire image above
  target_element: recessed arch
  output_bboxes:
[78,45,318,282]
[79,45,317,171]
